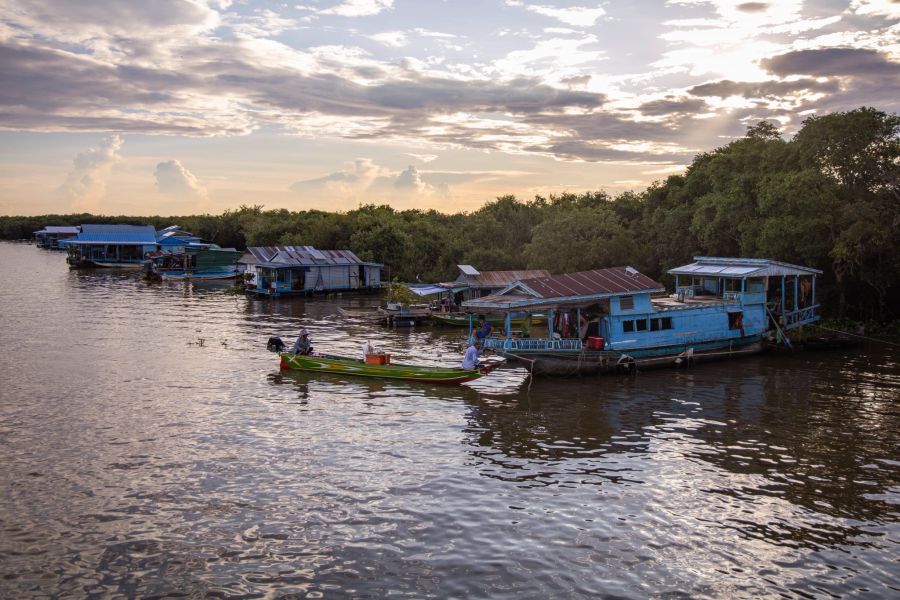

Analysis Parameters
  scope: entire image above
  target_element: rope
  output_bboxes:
[810,323,900,348]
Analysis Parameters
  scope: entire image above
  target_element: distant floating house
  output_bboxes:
[443,265,551,301]
[64,224,159,268]
[239,246,382,296]
[155,225,204,252]
[34,226,80,250]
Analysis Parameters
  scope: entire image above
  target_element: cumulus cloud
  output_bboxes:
[59,135,123,212]
[291,160,449,206]
[319,0,393,17]
[155,159,207,199]
[505,1,606,27]
[368,31,408,47]
[762,47,900,78]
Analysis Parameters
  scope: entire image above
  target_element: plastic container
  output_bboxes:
[587,336,604,350]
[365,353,391,365]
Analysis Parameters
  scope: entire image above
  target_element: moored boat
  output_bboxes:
[431,312,547,327]
[279,352,500,384]
[463,258,823,376]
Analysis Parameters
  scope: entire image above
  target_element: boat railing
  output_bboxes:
[723,291,742,303]
[484,337,583,351]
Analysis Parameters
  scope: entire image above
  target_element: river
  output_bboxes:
[0,242,897,598]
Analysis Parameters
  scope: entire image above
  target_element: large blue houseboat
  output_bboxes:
[63,224,159,268]
[462,257,821,375]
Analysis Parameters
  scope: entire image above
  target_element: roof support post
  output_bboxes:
[794,275,799,312]
[505,312,511,344]
[781,275,786,314]
[812,275,816,307]
[468,313,473,344]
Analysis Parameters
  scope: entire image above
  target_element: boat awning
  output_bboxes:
[408,285,448,297]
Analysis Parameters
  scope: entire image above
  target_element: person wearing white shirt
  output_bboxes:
[462,340,481,370]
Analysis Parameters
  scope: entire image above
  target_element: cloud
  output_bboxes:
[850,0,900,18]
[290,160,449,206]
[368,31,408,47]
[736,2,769,13]
[762,47,900,78]
[319,0,394,17]
[155,160,207,198]
[505,1,606,27]
[59,135,123,211]
[689,78,840,98]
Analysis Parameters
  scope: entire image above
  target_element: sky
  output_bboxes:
[1,0,898,216]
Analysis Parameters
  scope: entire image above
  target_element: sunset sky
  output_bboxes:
[1,0,898,216]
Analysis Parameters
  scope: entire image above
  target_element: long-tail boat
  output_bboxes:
[279,352,501,384]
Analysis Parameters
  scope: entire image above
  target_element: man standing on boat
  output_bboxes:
[474,316,493,341]
[292,329,313,355]
[462,340,482,370]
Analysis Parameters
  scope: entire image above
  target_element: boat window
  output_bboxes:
[651,316,674,331]
[635,319,648,332]
[728,311,744,329]
[619,295,635,310]
[623,320,634,333]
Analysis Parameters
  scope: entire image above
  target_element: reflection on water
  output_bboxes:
[0,243,897,598]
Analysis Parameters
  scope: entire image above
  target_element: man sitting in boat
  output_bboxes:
[462,340,482,371]
[291,329,313,355]
[474,316,493,341]
[362,339,378,360]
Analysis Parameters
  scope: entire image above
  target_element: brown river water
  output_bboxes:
[0,242,898,598]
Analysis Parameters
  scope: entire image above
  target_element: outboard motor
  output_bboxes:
[267,336,285,352]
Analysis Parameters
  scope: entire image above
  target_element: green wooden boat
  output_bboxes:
[431,313,547,327]
[280,353,500,384]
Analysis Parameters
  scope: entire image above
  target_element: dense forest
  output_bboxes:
[2,107,898,321]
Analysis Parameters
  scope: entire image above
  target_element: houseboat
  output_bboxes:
[64,224,159,268]
[239,246,382,296]
[152,246,242,280]
[34,226,79,250]
[462,257,821,375]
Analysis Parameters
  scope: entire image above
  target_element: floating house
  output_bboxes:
[34,226,79,250]
[152,246,242,280]
[445,265,551,302]
[64,224,159,268]
[239,246,382,296]
[155,225,204,253]
[462,257,822,375]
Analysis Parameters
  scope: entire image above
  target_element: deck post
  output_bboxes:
[576,307,581,338]
[548,308,554,339]
[781,275,786,314]
[741,277,745,305]
[794,275,799,311]
[812,275,816,307]
[505,312,511,343]
[468,312,473,343]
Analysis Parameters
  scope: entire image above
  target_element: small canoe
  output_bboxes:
[280,353,501,384]
[431,313,547,327]
[160,271,238,280]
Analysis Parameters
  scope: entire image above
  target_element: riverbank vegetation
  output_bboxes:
[2,107,898,321]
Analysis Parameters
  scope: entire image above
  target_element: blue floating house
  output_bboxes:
[239,246,382,296]
[63,224,159,268]
[462,257,821,375]
[34,226,80,250]
[155,225,205,252]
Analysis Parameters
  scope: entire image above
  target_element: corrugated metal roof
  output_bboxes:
[458,264,480,276]
[669,257,822,277]
[245,246,382,267]
[35,226,80,234]
[519,266,663,298]
[455,268,551,288]
[67,224,157,245]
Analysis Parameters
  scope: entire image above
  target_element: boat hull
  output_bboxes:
[160,271,238,280]
[280,353,487,384]
[431,313,547,327]
[500,337,766,376]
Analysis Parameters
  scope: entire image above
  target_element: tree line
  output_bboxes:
[2,106,898,321]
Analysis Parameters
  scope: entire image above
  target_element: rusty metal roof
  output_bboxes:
[519,266,663,298]
[462,266,664,310]
[457,268,551,289]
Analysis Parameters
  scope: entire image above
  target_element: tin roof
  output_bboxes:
[244,246,382,267]
[463,266,665,310]
[66,224,157,245]
[669,257,822,278]
[35,226,80,234]
[455,267,551,289]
